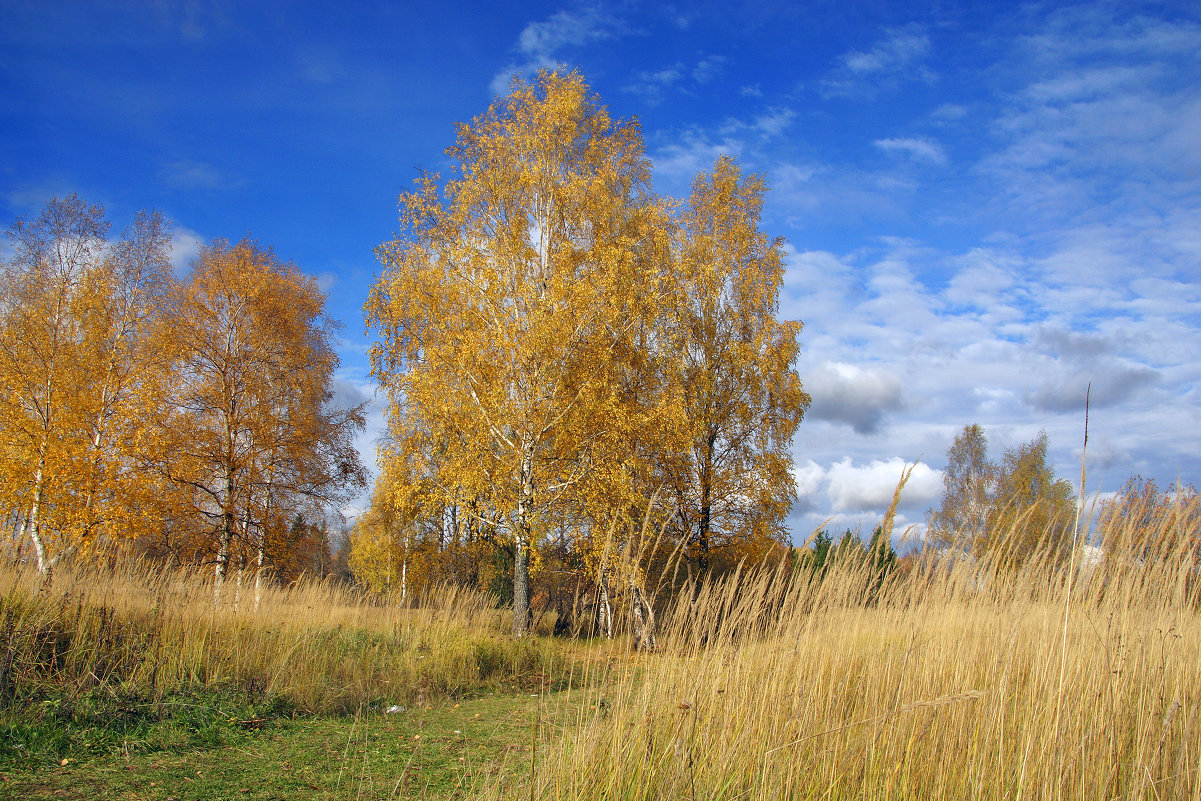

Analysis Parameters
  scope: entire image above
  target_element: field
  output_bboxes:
[2,507,1198,800]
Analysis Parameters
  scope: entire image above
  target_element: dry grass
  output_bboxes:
[0,557,560,715]
[2,483,1197,799]
[493,492,1201,800]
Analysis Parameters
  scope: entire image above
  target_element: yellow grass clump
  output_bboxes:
[0,556,560,714]
[497,487,1200,800]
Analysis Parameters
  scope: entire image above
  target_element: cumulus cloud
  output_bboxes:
[787,457,942,546]
[805,361,904,435]
[332,374,387,510]
[792,459,827,513]
[1028,363,1158,413]
[328,378,371,412]
[825,457,941,513]
[1023,326,1160,412]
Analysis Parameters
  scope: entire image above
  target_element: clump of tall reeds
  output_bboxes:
[491,482,1200,800]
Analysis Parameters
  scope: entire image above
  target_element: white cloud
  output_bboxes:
[169,225,204,276]
[752,107,794,138]
[328,377,370,412]
[1022,329,1160,414]
[932,103,967,120]
[316,271,337,293]
[648,130,743,189]
[823,25,934,96]
[825,457,942,513]
[804,361,904,435]
[491,7,623,94]
[622,65,683,103]
[332,372,388,510]
[788,457,942,545]
[843,29,929,74]
[874,137,947,165]
[792,459,826,513]
[692,55,727,83]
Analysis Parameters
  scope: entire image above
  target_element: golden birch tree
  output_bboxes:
[0,196,171,580]
[930,425,1075,563]
[929,423,995,552]
[984,431,1076,564]
[367,70,678,637]
[149,238,365,605]
[664,156,808,574]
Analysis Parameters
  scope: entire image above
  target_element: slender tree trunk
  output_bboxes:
[214,528,229,608]
[401,553,408,606]
[512,445,534,638]
[697,431,715,574]
[215,477,235,607]
[596,576,612,639]
[630,582,656,651]
[24,450,52,585]
[513,534,530,636]
[254,537,265,613]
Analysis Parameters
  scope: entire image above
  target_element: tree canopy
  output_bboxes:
[1,198,364,596]
[364,70,808,636]
[930,424,1076,564]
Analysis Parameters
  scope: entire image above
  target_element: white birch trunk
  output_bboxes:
[630,582,657,651]
[24,451,52,584]
[233,553,244,614]
[596,577,612,639]
[512,444,534,638]
[254,539,265,613]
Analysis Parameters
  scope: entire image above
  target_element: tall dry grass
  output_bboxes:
[497,488,1201,800]
[0,557,560,715]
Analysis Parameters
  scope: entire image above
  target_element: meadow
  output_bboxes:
[1,487,1198,800]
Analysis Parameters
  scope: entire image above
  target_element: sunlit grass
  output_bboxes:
[483,491,1201,800]
[0,555,573,774]
[2,483,1198,799]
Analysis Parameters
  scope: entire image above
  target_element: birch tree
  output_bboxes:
[664,156,808,574]
[367,70,678,637]
[0,196,171,580]
[930,425,1075,563]
[929,423,995,552]
[151,238,365,605]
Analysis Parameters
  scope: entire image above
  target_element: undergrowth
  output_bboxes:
[0,558,571,771]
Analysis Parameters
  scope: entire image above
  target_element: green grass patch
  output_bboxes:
[0,689,568,800]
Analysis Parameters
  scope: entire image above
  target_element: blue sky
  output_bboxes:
[3,0,1199,542]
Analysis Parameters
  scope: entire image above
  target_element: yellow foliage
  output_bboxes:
[367,70,682,634]
[0,196,172,576]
